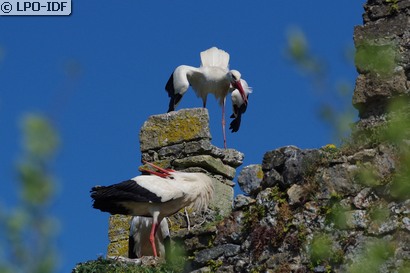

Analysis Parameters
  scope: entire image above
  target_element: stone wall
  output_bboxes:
[189,144,409,272]
[184,1,410,272]
[353,0,410,122]
[77,0,410,271]
[106,108,243,257]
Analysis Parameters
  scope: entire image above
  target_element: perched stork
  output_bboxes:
[129,216,170,259]
[165,47,248,148]
[229,79,252,133]
[90,162,214,257]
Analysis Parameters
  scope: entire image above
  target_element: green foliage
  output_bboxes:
[347,240,395,273]
[385,98,410,144]
[286,26,356,143]
[72,257,185,273]
[355,162,381,187]
[22,115,59,159]
[286,28,325,81]
[323,194,348,229]
[379,98,410,200]
[355,42,396,77]
[242,203,266,232]
[0,114,59,273]
[286,24,409,273]
[368,203,390,224]
[347,98,410,152]
[398,261,410,273]
[165,241,187,271]
[268,186,287,204]
[385,0,399,14]
[309,234,333,264]
[348,97,410,201]
[309,233,345,271]
[207,259,223,271]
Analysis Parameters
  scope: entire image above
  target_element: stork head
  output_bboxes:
[229,70,248,105]
[140,160,175,178]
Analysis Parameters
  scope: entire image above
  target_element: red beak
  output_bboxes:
[140,160,174,178]
[233,80,248,105]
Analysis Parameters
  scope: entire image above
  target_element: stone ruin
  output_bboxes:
[75,1,410,272]
[106,108,244,257]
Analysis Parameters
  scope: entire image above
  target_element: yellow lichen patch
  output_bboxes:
[108,215,132,241]
[139,108,211,151]
[107,215,132,257]
[256,165,264,180]
[157,114,204,146]
[107,239,130,257]
[322,144,337,150]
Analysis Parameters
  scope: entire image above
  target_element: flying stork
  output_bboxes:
[90,161,214,257]
[165,47,248,148]
[229,78,252,133]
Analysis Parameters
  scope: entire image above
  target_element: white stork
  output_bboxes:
[129,216,170,258]
[90,161,214,257]
[229,79,252,133]
[165,47,248,148]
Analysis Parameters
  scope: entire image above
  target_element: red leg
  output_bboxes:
[222,97,227,149]
[149,217,159,257]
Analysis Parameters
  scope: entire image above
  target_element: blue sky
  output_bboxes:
[1,1,364,272]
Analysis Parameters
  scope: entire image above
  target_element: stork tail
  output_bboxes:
[200,47,230,68]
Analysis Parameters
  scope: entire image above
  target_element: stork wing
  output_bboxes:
[133,175,185,203]
[165,66,193,112]
[91,179,161,207]
[165,72,182,112]
[165,73,175,98]
[91,175,184,211]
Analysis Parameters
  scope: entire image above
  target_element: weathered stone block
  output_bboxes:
[107,215,132,257]
[287,184,306,205]
[262,146,322,189]
[184,139,213,155]
[174,155,236,180]
[354,13,409,44]
[353,70,409,112]
[345,210,369,229]
[211,180,234,216]
[364,0,410,22]
[139,108,211,152]
[233,194,255,210]
[194,244,240,266]
[237,164,263,195]
[319,163,360,198]
[210,147,245,167]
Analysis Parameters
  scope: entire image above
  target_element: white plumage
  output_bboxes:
[129,216,170,258]
[200,47,230,68]
[91,161,214,257]
[229,79,252,132]
[165,47,249,148]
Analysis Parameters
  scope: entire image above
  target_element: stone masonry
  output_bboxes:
[184,1,410,271]
[106,108,243,257]
[75,1,410,272]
